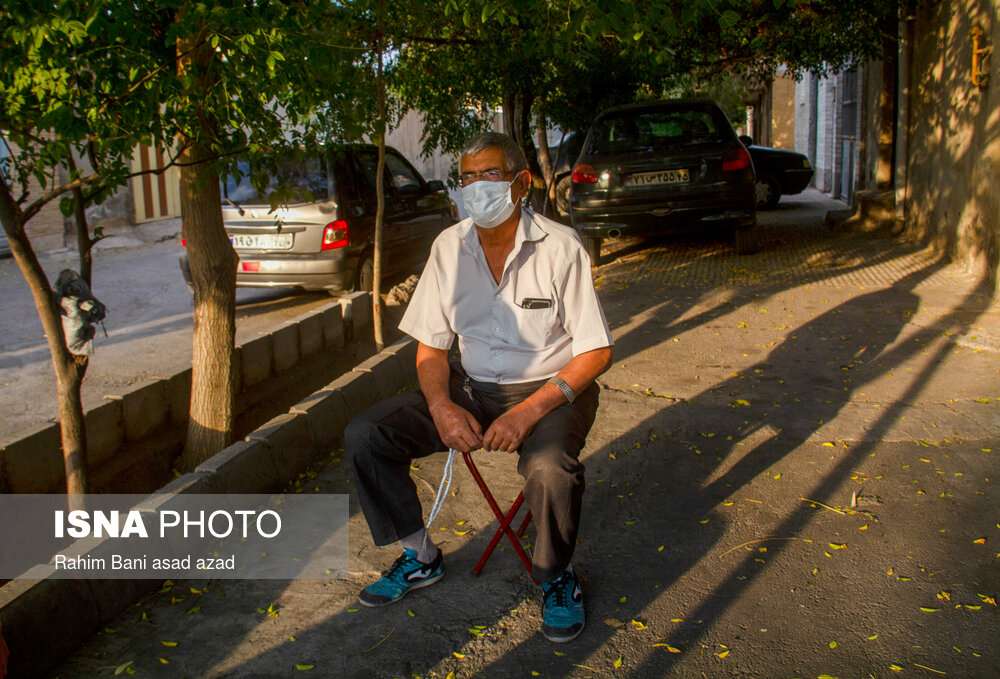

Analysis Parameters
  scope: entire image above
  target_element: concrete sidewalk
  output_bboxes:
[46,191,1000,678]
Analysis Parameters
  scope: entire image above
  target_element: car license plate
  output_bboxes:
[230,233,293,250]
[624,169,690,187]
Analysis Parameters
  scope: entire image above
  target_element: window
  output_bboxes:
[587,107,727,155]
[221,154,333,205]
[384,152,423,195]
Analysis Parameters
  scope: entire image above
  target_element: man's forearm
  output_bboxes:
[509,346,613,424]
[415,342,453,412]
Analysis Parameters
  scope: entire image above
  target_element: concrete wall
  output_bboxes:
[860,63,885,193]
[904,0,999,284]
[794,75,819,167]
[0,292,374,497]
[770,73,797,149]
[0,331,418,679]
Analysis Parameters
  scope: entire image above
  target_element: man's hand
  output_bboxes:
[482,402,542,453]
[429,400,483,453]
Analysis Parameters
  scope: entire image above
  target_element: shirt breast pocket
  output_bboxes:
[509,303,558,348]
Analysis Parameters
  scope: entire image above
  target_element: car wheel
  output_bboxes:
[755,172,781,210]
[355,254,374,293]
[734,222,758,255]
[555,175,572,217]
[582,236,601,266]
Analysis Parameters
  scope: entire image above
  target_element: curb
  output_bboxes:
[0,329,415,678]
[0,292,373,495]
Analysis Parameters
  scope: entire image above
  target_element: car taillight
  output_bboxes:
[572,163,598,183]
[181,238,186,247]
[722,147,751,172]
[322,220,349,250]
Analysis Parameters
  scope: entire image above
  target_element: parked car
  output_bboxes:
[0,231,10,258]
[180,144,457,295]
[569,99,757,265]
[740,136,814,210]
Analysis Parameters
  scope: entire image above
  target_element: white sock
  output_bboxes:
[400,527,438,564]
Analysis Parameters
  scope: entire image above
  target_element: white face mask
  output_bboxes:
[461,174,520,229]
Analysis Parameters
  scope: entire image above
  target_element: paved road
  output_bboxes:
[43,190,1000,678]
[0,231,339,443]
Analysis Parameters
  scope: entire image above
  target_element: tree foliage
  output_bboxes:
[384,0,904,164]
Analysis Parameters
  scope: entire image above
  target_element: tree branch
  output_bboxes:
[21,174,103,224]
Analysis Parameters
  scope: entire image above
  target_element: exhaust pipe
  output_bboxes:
[608,228,621,239]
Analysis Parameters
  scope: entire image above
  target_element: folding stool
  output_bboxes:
[460,451,538,583]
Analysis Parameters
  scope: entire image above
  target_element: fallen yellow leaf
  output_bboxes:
[160,641,178,647]
[613,656,623,668]
[453,652,465,659]
[716,649,730,658]
[295,665,314,671]
[157,658,169,665]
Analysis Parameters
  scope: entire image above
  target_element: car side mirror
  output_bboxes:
[739,135,754,147]
[426,179,445,192]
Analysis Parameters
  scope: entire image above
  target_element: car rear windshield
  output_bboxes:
[586,106,730,155]
[221,155,334,206]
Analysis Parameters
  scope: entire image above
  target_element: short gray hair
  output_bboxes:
[461,132,527,174]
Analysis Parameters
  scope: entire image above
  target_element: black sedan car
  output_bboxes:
[569,99,757,265]
[741,136,814,210]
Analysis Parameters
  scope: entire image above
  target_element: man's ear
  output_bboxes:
[514,169,532,199]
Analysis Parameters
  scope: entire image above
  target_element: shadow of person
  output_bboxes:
[468,267,940,677]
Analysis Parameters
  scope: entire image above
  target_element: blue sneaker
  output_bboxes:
[541,567,585,642]
[358,548,444,607]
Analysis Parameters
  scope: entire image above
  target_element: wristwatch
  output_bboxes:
[547,376,576,403]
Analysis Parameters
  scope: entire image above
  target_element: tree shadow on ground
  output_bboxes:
[43,223,994,678]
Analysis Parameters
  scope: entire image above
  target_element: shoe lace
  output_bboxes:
[382,553,414,580]
[544,572,570,608]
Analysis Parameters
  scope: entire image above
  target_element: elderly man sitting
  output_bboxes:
[347,131,612,643]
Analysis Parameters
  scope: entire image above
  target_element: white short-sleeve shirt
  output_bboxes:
[399,208,613,384]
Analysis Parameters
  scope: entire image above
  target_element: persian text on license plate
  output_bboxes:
[230,233,293,250]
[624,169,690,187]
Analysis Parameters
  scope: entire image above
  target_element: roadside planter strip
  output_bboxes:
[0,321,418,679]
[0,293,371,496]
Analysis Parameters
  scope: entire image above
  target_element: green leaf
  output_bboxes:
[718,10,740,29]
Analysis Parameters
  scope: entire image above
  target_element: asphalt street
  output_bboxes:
[0,220,342,443]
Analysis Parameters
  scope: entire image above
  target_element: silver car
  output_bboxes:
[180,144,457,294]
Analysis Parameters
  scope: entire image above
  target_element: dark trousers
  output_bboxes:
[346,367,599,583]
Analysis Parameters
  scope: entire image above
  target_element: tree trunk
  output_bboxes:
[372,0,386,352]
[536,117,553,186]
[876,25,898,190]
[177,29,239,471]
[502,90,544,210]
[0,177,89,502]
[68,155,93,285]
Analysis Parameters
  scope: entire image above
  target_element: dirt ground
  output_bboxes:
[44,191,999,679]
